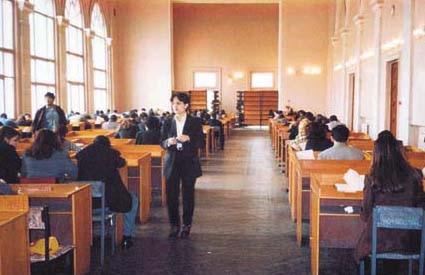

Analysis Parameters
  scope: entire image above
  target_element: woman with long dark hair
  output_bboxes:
[21,129,77,182]
[0,126,21,183]
[355,130,425,264]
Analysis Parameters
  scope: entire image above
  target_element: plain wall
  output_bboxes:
[173,3,279,113]
[280,0,330,114]
[112,0,173,112]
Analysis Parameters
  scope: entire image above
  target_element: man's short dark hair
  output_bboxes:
[170,92,190,105]
[331,125,350,142]
[329,115,338,122]
[44,92,55,99]
[110,115,118,122]
[0,113,7,119]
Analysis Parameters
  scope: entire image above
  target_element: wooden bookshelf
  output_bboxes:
[236,90,278,126]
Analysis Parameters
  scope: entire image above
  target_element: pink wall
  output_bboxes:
[173,3,279,113]
[280,1,330,114]
[112,0,173,112]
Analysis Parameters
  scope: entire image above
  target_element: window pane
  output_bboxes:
[67,26,83,55]
[4,77,14,116]
[32,85,55,115]
[94,70,106,89]
[67,54,84,82]
[65,0,83,27]
[4,52,14,77]
[91,4,106,37]
[194,72,217,89]
[0,53,3,75]
[251,72,274,89]
[31,0,55,16]
[92,37,106,69]
[94,89,107,111]
[2,0,14,49]
[67,84,84,113]
[32,59,55,84]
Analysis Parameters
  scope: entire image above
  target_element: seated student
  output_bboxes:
[21,129,77,182]
[290,111,314,150]
[305,122,333,151]
[115,119,138,139]
[76,135,138,249]
[318,125,363,160]
[355,130,425,266]
[135,115,161,145]
[102,114,119,130]
[326,114,343,131]
[0,126,21,183]
[17,113,33,127]
[207,112,225,150]
[0,113,18,128]
[58,125,81,153]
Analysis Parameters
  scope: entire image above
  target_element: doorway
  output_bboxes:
[388,60,399,136]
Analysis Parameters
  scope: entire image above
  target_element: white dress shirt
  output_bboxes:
[175,113,187,137]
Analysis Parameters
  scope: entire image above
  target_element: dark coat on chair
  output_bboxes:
[161,115,204,180]
[76,143,132,213]
[354,171,425,263]
[136,129,161,145]
[0,142,21,183]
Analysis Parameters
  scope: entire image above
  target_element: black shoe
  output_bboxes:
[180,225,191,238]
[168,225,180,239]
[121,235,133,249]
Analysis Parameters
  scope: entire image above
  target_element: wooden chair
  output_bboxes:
[29,206,74,274]
[20,177,56,184]
[360,206,425,275]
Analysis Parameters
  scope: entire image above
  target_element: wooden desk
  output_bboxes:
[120,152,152,222]
[293,158,370,246]
[10,184,92,275]
[0,195,30,275]
[114,145,166,206]
[277,126,290,164]
[66,129,115,138]
[202,125,213,159]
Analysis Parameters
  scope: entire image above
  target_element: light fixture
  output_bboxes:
[232,71,244,80]
[381,38,403,51]
[286,67,296,75]
[302,66,322,75]
[333,64,343,71]
[413,26,425,38]
[360,51,374,60]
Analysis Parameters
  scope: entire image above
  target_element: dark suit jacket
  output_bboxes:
[76,143,132,213]
[161,115,204,180]
[355,170,425,262]
[32,105,68,133]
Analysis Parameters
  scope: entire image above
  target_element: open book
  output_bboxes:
[295,149,315,160]
[334,169,365,192]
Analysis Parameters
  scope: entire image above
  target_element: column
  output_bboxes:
[369,0,384,138]
[16,1,34,115]
[106,37,113,112]
[277,0,284,110]
[352,11,365,132]
[84,28,94,114]
[397,0,414,143]
[56,16,69,112]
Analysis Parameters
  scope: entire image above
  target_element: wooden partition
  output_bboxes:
[10,184,92,275]
[0,195,30,275]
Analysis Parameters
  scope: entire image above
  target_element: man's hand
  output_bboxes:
[177,134,190,143]
[168,137,178,146]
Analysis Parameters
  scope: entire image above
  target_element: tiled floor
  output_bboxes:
[89,129,363,274]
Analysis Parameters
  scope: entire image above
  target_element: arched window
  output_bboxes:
[91,4,108,112]
[65,0,84,113]
[0,0,15,117]
[29,0,56,114]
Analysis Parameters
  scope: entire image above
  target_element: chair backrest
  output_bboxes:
[20,177,57,184]
[372,206,425,274]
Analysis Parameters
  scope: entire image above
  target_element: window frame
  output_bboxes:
[249,70,276,90]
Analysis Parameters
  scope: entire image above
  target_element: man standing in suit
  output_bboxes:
[161,92,204,239]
